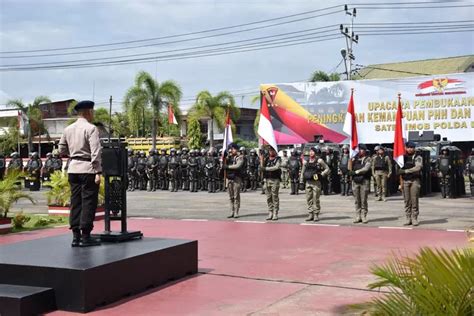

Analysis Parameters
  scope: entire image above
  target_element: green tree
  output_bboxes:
[309,70,340,82]
[189,91,240,148]
[6,96,51,153]
[123,71,182,148]
[187,117,202,149]
[0,120,22,155]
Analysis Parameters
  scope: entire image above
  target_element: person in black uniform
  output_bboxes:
[338,145,351,196]
[168,148,180,192]
[180,148,190,190]
[127,149,137,191]
[26,152,42,191]
[288,149,301,195]
[136,151,147,190]
[248,149,259,191]
[58,100,102,247]
[42,152,54,182]
[188,149,199,192]
[146,149,158,192]
[436,146,451,199]
[0,152,6,180]
[158,148,169,190]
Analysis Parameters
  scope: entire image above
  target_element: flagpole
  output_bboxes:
[348,88,354,172]
[397,92,404,190]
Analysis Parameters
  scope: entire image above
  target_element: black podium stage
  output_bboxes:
[0,235,198,313]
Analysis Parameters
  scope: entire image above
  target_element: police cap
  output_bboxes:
[405,141,416,148]
[74,100,95,112]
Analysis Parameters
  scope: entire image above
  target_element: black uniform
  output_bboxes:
[205,152,219,193]
[188,151,199,192]
[466,149,474,197]
[248,150,259,191]
[136,153,148,190]
[169,150,180,192]
[288,151,301,195]
[0,153,6,180]
[180,150,190,191]
[127,151,138,191]
[436,149,451,198]
[43,154,54,182]
[338,150,351,196]
[146,151,159,191]
[26,154,42,191]
[158,150,169,190]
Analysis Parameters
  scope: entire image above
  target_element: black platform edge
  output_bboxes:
[92,230,143,242]
[0,284,56,316]
[0,235,198,313]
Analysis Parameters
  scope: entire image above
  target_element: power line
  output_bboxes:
[0,5,343,55]
[0,36,343,71]
[2,27,339,67]
[1,11,343,59]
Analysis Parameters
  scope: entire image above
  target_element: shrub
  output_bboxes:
[349,247,474,315]
[12,212,31,229]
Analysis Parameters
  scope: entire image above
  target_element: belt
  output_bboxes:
[71,156,91,162]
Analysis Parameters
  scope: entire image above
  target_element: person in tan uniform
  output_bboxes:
[371,145,392,201]
[349,144,372,224]
[299,146,330,222]
[223,143,244,218]
[59,100,102,247]
[262,146,281,221]
[398,141,423,226]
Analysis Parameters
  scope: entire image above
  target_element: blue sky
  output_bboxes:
[0,0,473,111]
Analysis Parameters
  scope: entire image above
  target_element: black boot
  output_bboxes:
[71,229,81,247]
[79,229,101,247]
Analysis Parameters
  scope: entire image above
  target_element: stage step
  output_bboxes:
[0,284,56,316]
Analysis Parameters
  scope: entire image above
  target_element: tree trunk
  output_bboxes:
[209,117,214,148]
[27,120,33,154]
[152,107,157,150]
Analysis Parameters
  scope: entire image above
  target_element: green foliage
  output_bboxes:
[0,171,35,218]
[189,90,240,147]
[124,71,182,146]
[33,216,59,227]
[0,120,23,155]
[233,138,258,149]
[44,171,70,206]
[309,70,341,82]
[187,117,203,149]
[6,96,51,152]
[348,247,474,315]
[12,212,31,229]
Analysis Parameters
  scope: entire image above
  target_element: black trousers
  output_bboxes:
[68,174,99,232]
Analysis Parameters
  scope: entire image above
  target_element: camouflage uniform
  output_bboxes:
[225,151,244,218]
[371,146,392,201]
[351,151,372,223]
[300,155,330,221]
[262,154,281,220]
[399,149,423,226]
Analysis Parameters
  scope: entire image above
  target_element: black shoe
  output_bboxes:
[71,230,81,247]
[79,236,101,247]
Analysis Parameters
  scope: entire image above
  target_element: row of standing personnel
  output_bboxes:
[221,141,456,226]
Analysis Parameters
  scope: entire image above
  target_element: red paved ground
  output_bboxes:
[1,219,468,315]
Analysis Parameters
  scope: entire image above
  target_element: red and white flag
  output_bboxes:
[393,93,406,167]
[17,110,27,136]
[168,104,178,125]
[222,108,233,154]
[343,89,359,158]
[257,94,278,152]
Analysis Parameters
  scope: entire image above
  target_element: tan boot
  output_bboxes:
[227,213,234,218]
[362,214,368,224]
[234,210,239,219]
[403,216,412,226]
[272,211,279,221]
[412,216,419,226]
[305,213,314,221]
[313,214,320,222]
[353,213,362,223]
[266,212,273,221]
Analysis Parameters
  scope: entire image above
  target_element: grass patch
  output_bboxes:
[11,213,69,233]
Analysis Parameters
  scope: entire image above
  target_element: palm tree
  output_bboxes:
[309,70,340,82]
[189,91,240,148]
[123,71,182,149]
[7,96,51,153]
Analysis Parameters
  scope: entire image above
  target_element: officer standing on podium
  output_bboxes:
[59,100,102,247]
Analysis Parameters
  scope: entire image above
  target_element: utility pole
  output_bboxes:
[340,5,359,80]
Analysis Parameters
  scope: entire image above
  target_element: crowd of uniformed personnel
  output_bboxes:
[0,142,473,226]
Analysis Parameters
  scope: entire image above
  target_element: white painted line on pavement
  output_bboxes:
[129,217,154,220]
[181,219,209,221]
[379,226,413,230]
[300,223,340,227]
[234,220,266,224]
[446,229,464,232]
